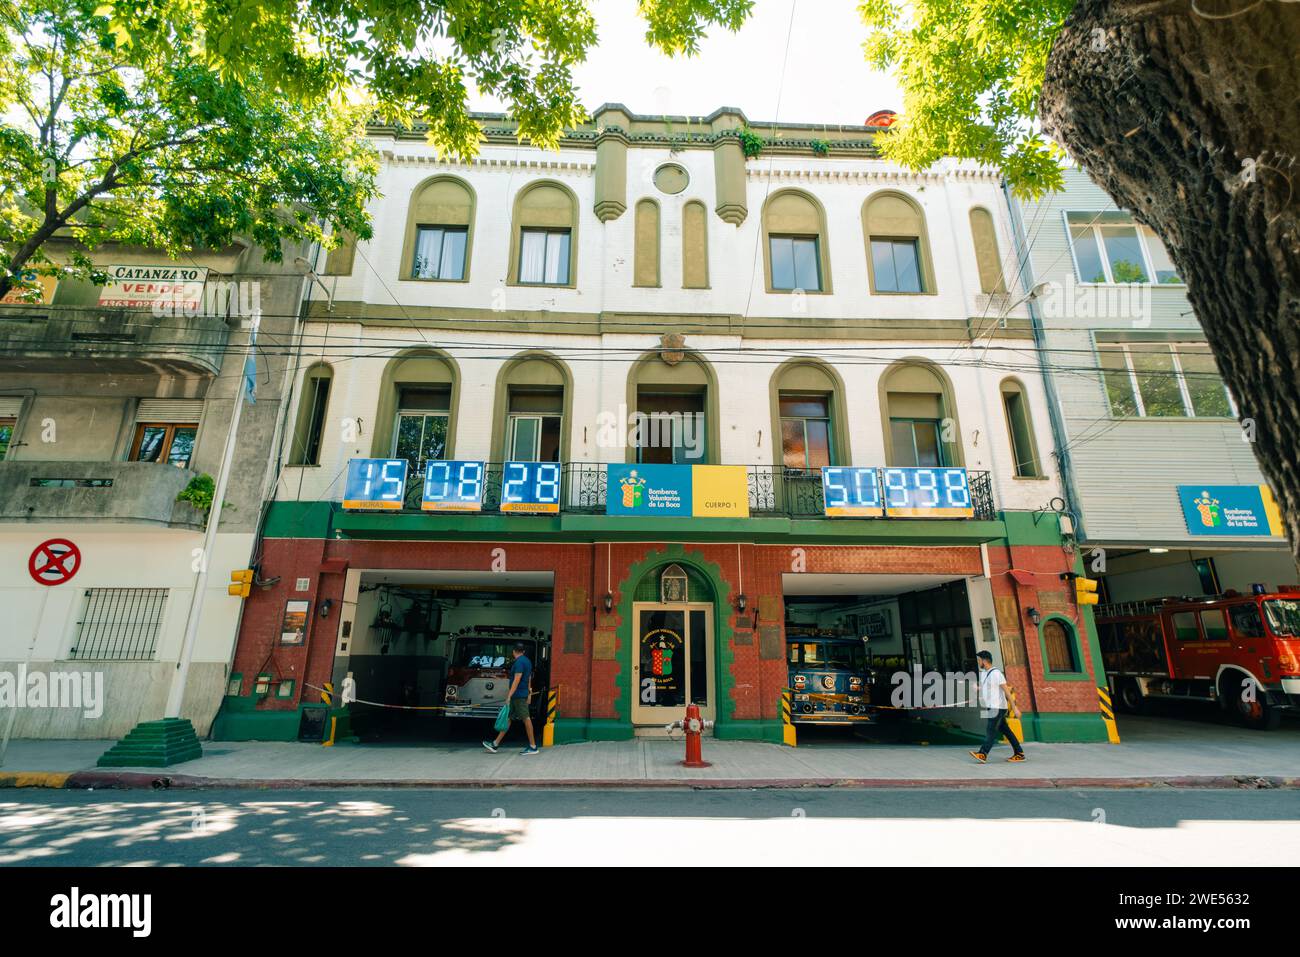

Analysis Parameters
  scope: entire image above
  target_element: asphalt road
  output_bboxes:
[1,787,1297,866]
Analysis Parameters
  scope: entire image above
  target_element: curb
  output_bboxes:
[3,771,1297,791]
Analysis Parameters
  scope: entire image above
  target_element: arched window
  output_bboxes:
[969,207,1007,295]
[491,352,573,462]
[626,350,719,464]
[509,181,578,287]
[770,359,850,469]
[401,176,474,281]
[1000,378,1042,478]
[660,564,689,603]
[762,189,831,293]
[1041,617,1083,675]
[289,363,332,466]
[372,349,460,471]
[633,199,660,287]
[879,361,962,466]
[863,191,935,294]
[682,200,709,289]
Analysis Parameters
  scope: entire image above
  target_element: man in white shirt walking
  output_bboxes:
[971,650,1026,763]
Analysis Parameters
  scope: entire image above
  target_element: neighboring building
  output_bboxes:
[1008,166,1294,605]
[0,240,310,738]
[215,106,1112,746]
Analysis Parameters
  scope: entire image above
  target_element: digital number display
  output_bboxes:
[499,461,562,514]
[821,467,884,517]
[343,458,408,510]
[421,461,486,511]
[821,466,973,518]
[880,467,973,517]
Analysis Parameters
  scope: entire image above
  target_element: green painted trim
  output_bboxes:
[1025,711,1110,743]
[487,350,575,463]
[761,188,834,294]
[632,197,662,287]
[369,347,461,461]
[862,189,938,296]
[1036,614,1091,681]
[713,719,785,743]
[399,174,477,283]
[768,356,853,467]
[306,300,1037,341]
[270,499,1016,545]
[615,544,736,727]
[581,719,635,741]
[507,179,579,288]
[624,348,722,464]
[995,509,1064,547]
[877,358,965,467]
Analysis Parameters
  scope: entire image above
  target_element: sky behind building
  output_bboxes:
[468,0,902,125]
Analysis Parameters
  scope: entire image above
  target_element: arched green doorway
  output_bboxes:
[627,559,718,729]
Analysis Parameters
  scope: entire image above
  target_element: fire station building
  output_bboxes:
[214,106,1112,745]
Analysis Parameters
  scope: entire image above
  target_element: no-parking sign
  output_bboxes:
[28,538,81,586]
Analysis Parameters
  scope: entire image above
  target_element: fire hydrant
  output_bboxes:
[665,702,714,768]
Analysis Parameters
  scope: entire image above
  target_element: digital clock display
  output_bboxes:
[821,466,974,518]
[342,458,408,510]
[499,461,562,514]
[821,466,884,517]
[421,461,486,512]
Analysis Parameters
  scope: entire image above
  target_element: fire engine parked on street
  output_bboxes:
[786,633,873,724]
[1096,587,1300,729]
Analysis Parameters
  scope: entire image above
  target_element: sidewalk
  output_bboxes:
[3,716,1298,790]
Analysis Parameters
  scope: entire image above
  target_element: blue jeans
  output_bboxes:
[979,708,1023,756]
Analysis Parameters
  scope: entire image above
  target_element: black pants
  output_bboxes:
[979,708,1023,756]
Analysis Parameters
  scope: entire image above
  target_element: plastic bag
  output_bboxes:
[493,704,511,733]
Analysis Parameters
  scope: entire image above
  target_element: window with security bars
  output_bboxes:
[71,588,168,660]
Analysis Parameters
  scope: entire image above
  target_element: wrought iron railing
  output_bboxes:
[395,463,996,520]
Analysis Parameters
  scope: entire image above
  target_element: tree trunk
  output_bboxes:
[1041,0,1300,570]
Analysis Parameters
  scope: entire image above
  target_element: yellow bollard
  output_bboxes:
[780,688,797,747]
[1097,685,1122,744]
[542,687,559,747]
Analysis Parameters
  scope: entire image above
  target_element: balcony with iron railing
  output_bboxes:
[381,462,996,521]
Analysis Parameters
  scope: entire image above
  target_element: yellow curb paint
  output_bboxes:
[1098,685,1122,744]
[542,688,559,748]
[0,772,71,788]
[780,688,797,747]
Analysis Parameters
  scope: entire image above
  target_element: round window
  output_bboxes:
[653,163,689,195]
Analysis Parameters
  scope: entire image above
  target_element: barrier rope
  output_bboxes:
[304,680,538,713]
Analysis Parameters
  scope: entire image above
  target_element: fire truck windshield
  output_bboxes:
[1263,599,1300,637]
[454,640,523,669]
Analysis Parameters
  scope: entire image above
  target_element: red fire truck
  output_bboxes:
[1095,587,1300,730]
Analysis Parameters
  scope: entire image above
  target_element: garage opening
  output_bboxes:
[339,570,554,742]
[782,572,978,743]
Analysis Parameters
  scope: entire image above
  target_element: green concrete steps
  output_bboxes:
[97,717,203,768]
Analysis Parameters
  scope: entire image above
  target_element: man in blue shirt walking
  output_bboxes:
[483,643,538,755]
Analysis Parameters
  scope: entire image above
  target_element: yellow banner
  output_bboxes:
[690,466,750,518]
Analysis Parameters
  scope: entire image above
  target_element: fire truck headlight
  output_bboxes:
[849,677,862,691]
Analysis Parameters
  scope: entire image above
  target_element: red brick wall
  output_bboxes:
[229,538,1098,722]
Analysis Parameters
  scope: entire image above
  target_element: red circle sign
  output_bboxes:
[29,538,81,586]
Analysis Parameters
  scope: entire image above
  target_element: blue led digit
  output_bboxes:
[943,469,971,508]
[854,467,881,507]
[381,459,405,499]
[458,462,482,502]
[822,467,847,508]
[883,468,909,508]
[425,461,450,500]
[503,462,527,502]
[914,468,940,507]
[535,462,561,503]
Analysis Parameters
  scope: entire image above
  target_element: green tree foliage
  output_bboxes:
[859,0,1078,196]
[0,0,379,299]
[94,0,756,159]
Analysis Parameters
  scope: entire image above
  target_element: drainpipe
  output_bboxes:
[1001,180,1086,541]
